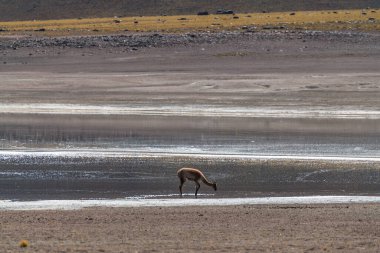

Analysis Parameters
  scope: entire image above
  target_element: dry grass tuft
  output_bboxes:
[0,9,379,36]
[19,239,29,248]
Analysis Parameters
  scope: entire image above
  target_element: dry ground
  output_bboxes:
[1,204,380,252]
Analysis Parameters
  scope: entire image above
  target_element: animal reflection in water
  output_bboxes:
[177,168,217,198]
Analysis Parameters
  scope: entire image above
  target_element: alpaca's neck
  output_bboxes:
[201,176,214,186]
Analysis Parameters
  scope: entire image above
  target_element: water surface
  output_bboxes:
[0,110,379,201]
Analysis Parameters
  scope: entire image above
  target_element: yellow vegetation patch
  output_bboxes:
[0,9,379,36]
[19,240,29,248]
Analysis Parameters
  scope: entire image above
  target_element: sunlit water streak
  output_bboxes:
[1,196,380,210]
[1,150,380,162]
[1,103,380,119]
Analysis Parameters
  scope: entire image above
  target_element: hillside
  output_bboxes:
[1,0,380,21]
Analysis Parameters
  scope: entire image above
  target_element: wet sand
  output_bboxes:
[1,204,380,252]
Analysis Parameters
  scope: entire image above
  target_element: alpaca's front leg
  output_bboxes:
[195,181,200,198]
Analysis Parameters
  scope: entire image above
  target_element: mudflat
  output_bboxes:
[1,31,379,109]
[1,204,380,252]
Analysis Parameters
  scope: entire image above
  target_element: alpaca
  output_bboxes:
[177,167,217,198]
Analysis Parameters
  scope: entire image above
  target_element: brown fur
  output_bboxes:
[177,168,217,198]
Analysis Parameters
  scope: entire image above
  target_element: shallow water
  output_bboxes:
[0,111,379,202]
[1,113,379,157]
[1,150,380,201]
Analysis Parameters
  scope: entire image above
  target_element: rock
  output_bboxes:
[216,10,234,15]
[197,11,209,16]
[262,25,285,30]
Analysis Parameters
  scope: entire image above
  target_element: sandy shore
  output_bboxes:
[1,204,379,252]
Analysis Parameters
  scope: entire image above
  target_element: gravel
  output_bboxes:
[0,30,379,50]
